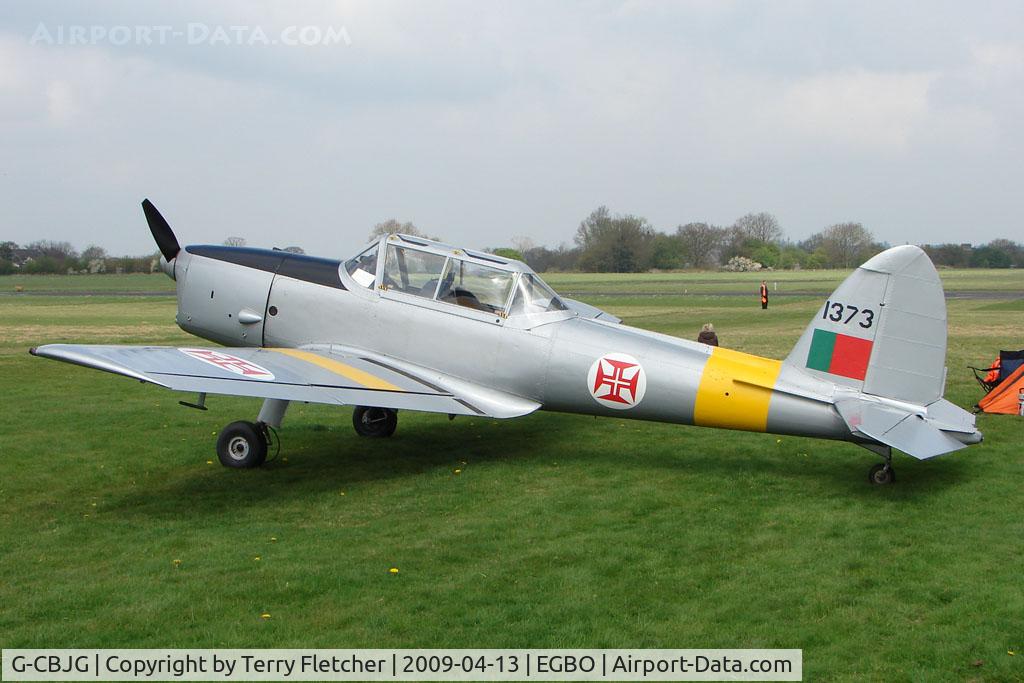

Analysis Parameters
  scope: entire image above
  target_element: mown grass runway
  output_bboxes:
[1,271,1022,681]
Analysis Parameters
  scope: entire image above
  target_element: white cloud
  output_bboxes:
[971,41,1024,73]
[770,69,936,152]
[0,2,1022,253]
[45,79,77,124]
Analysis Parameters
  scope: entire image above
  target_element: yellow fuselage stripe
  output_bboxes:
[693,347,782,432]
[270,348,401,391]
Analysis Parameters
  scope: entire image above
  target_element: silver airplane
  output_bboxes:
[31,200,982,484]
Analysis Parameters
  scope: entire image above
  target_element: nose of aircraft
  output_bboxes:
[158,254,176,280]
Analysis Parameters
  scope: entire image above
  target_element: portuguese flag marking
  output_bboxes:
[806,328,873,380]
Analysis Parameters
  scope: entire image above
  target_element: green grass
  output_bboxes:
[3,267,1022,296]
[543,268,1024,295]
[0,272,175,293]
[1,274,1023,681]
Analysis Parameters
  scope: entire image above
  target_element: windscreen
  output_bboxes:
[508,273,568,315]
[344,243,379,288]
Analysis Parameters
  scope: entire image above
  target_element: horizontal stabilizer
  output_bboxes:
[924,397,979,433]
[835,399,967,460]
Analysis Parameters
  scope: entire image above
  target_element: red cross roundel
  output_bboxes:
[587,352,647,409]
[179,348,275,381]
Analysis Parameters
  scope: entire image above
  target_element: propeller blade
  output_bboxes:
[142,198,180,261]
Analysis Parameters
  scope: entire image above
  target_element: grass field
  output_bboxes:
[3,267,1024,295]
[1,270,1023,681]
[0,272,175,293]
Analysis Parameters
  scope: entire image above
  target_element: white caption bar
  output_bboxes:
[2,649,800,681]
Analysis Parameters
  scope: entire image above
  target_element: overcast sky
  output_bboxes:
[1,1,1022,256]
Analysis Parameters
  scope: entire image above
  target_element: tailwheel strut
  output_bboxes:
[868,447,895,485]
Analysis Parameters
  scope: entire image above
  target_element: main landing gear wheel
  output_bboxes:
[216,421,269,468]
[352,406,398,438]
[868,463,895,485]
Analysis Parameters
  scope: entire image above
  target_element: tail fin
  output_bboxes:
[783,245,981,459]
[785,245,946,405]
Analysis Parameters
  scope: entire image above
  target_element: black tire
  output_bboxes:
[352,406,398,437]
[868,463,895,485]
[216,421,268,468]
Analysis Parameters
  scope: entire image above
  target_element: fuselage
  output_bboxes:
[169,242,850,444]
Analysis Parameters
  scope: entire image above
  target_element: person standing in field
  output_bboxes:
[697,323,719,346]
[760,280,769,310]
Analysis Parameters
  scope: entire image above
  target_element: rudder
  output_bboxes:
[785,245,947,406]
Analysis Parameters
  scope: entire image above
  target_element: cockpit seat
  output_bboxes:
[449,288,484,311]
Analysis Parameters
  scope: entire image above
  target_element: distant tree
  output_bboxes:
[720,225,760,262]
[986,238,1023,267]
[676,222,725,268]
[0,241,16,275]
[574,206,655,272]
[24,256,60,274]
[522,244,580,272]
[733,212,783,244]
[368,219,439,242]
[777,243,818,270]
[223,237,247,247]
[924,239,1023,269]
[649,232,685,269]
[811,222,875,268]
[490,247,524,261]
[25,240,78,272]
[923,243,972,268]
[0,241,16,262]
[370,219,408,238]
[81,245,107,261]
[802,250,825,269]
[511,236,535,254]
[27,240,77,260]
[751,242,782,269]
[970,244,1013,268]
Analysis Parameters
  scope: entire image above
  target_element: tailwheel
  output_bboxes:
[868,463,895,485]
[352,406,398,438]
[216,420,269,468]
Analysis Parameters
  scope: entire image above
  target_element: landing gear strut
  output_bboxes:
[353,406,398,437]
[868,447,895,485]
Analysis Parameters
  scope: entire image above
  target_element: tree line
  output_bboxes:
[491,207,1024,272]
[0,241,158,275]
[4,209,1022,275]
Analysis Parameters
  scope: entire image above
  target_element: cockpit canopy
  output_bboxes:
[344,234,568,317]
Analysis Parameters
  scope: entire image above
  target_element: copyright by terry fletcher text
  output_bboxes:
[3,649,801,681]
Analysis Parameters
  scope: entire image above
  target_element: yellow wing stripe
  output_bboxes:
[693,347,782,433]
[270,348,401,391]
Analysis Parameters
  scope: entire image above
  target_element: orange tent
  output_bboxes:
[978,364,1024,415]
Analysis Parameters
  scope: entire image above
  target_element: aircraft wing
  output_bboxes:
[30,344,540,419]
